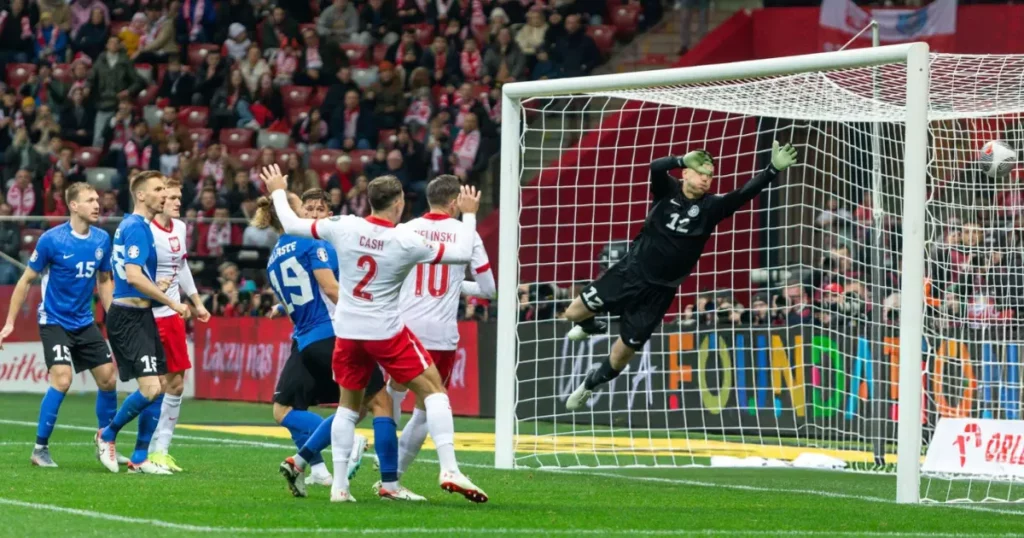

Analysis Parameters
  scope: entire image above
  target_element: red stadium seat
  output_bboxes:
[350,149,375,173]
[178,106,210,129]
[5,63,36,89]
[188,128,214,149]
[220,128,254,149]
[287,105,311,125]
[311,86,328,108]
[21,229,42,255]
[136,83,159,107]
[75,146,103,168]
[276,148,301,166]
[281,85,313,109]
[372,43,388,64]
[51,63,72,84]
[587,25,616,57]
[187,44,220,70]
[309,149,343,181]
[611,4,641,39]
[341,44,368,65]
[231,147,261,169]
[378,129,397,148]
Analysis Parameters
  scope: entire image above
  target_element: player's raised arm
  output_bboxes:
[434,186,480,264]
[461,232,495,298]
[650,152,698,200]
[262,164,343,242]
[709,141,798,222]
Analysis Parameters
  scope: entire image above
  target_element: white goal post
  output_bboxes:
[495,44,930,502]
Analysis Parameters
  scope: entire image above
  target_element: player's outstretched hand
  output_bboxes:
[457,185,480,215]
[259,164,289,193]
[193,303,211,323]
[0,322,12,350]
[172,302,192,320]
[771,141,799,171]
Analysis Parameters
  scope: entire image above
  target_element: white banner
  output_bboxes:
[819,0,957,52]
[0,342,195,398]
[923,418,1024,478]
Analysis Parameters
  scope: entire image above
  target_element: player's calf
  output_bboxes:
[567,338,637,411]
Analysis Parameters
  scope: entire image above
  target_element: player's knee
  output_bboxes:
[408,367,445,398]
[49,372,72,393]
[138,379,164,401]
[272,404,292,424]
[93,364,117,391]
[369,391,392,418]
[165,373,185,395]
[563,298,591,322]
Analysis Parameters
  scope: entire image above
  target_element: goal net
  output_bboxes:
[496,45,1024,503]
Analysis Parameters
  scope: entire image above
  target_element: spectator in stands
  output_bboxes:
[363,146,388,178]
[110,0,139,23]
[90,36,142,147]
[193,49,228,106]
[60,87,94,146]
[292,108,328,156]
[66,54,91,97]
[421,35,459,88]
[48,145,85,185]
[124,119,158,171]
[24,64,66,113]
[117,12,149,58]
[71,7,107,60]
[159,136,184,176]
[201,208,244,257]
[394,125,426,171]
[249,73,282,127]
[16,97,38,143]
[238,45,269,95]
[70,0,107,39]
[389,28,423,77]
[816,197,851,228]
[0,0,35,67]
[486,7,509,45]
[242,214,278,247]
[294,27,328,87]
[321,66,358,116]
[39,0,71,33]
[156,56,195,108]
[484,27,524,85]
[552,14,599,78]
[370,62,406,129]
[152,105,191,151]
[197,143,234,191]
[34,12,68,64]
[196,185,217,216]
[396,0,425,26]
[679,0,709,57]
[530,45,557,80]
[325,154,353,193]
[219,0,256,36]
[464,296,489,322]
[249,147,276,184]
[272,39,299,86]
[283,153,318,195]
[133,3,178,64]
[43,169,68,218]
[328,187,344,214]
[226,169,259,215]
[98,190,120,216]
[458,38,483,83]
[359,0,399,46]
[100,98,134,157]
[223,23,251,63]
[426,118,450,179]
[7,169,37,217]
[329,89,376,150]
[451,111,482,182]
[516,5,548,58]
[856,193,874,226]
[30,104,61,149]
[4,128,46,181]
[179,0,215,44]
[212,69,259,129]
[340,174,369,216]
[0,203,21,285]
[259,7,299,53]
[748,294,769,325]
[317,0,361,48]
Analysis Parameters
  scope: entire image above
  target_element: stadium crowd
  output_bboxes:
[0,0,663,318]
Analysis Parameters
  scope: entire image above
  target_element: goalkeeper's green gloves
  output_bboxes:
[681,150,714,175]
[771,141,798,171]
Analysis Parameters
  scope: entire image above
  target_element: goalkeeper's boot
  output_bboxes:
[30,446,57,468]
[149,451,183,473]
[127,460,173,475]
[439,470,488,503]
[567,317,607,341]
[95,429,119,473]
[374,481,427,501]
[347,434,368,480]
[306,463,334,487]
[330,489,357,503]
[566,382,592,411]
[279,457,308,498]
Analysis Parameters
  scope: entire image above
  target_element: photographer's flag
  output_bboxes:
[819,0,957,53]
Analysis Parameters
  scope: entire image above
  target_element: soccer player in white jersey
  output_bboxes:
[388,175,495,479]
[148,178,211,472]
[262,165,487,504]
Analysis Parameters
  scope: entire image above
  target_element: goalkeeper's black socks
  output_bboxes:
[576,317,607,335]
[584,359,623,390]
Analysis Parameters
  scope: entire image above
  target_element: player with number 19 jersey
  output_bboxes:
[267,235,336,349]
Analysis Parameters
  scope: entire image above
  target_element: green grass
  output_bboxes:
[1,393,1024,537]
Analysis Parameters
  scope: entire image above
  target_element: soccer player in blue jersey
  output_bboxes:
[95,170,191,475]
[0,183,117,468]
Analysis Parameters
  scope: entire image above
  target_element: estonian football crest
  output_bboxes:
[169,236,181,253]
[95,248,104,260]
[30,250,38,263]
[317,248,328,262]
[128,245,140,259]
[687,205,700,218]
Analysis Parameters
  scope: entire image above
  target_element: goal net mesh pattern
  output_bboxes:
[511,53,1024,503]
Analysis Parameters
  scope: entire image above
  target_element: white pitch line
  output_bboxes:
[0,497,1017,537]
[0,419,295,449]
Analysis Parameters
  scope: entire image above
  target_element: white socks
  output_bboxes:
[423,393,459,473]
[331,407,360,494]
[397,407,429,477]
[150,394,182,453]
[387,385,408,423]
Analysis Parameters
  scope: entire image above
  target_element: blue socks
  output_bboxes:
[297,414,334,466]
[131,396,162,464]
[35,388,66,446]
[281,410,322,454]
[373,417,399,483]
[101,390,151,442]
[96,389,117,430]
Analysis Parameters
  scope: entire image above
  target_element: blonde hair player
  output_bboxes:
[147,178,211,472]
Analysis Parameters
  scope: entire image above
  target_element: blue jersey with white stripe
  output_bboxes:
[267,235,335,350]
[28,223,112,330]
[112,214,158,300]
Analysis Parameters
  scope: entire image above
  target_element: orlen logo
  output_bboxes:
[954,423,982,467]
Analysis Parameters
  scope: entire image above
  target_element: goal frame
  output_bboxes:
[494,43,930,504]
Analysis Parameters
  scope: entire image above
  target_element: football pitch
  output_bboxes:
[1,393,1023,537]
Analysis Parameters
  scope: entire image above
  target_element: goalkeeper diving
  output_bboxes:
[564,141,799,410]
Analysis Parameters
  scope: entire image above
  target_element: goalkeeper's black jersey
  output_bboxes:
[622,157,781,288]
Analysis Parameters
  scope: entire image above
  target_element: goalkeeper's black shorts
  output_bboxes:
[579,263,676,350]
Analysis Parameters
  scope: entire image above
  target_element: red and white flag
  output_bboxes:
[819,0,957,53]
